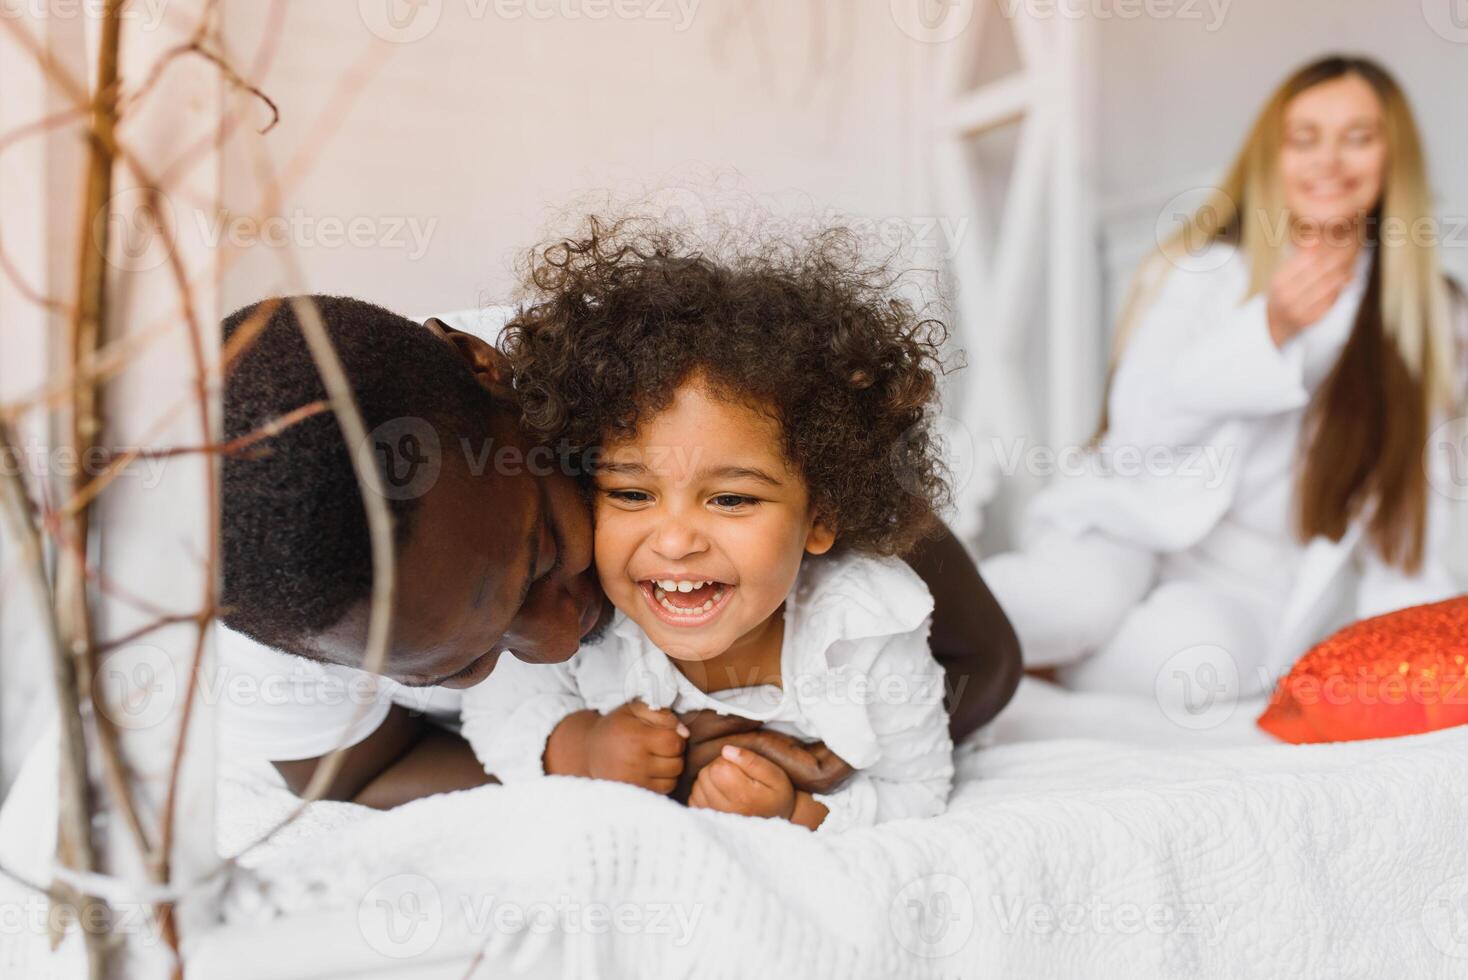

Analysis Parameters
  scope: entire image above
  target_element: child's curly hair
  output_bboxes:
[504,217,952,556]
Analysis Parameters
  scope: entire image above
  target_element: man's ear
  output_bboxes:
[423,317,514,402]
[804,519,836,556]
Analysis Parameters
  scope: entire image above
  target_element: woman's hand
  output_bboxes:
[1265,244,1356,347]
[673,709,854,802]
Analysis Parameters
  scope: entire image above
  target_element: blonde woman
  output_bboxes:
[982,55,1466,707]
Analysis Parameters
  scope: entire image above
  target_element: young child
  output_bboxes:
[461,222,955,832]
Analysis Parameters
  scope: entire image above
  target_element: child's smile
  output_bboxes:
[592,376,835,668]
[639,577,735,626]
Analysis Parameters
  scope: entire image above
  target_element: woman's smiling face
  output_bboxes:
[591,378,835,664]
[1279,73,1388,234]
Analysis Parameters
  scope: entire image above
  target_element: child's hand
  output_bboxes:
[585,701,688,795]
[688,745,795,819]
[673,709,854,802]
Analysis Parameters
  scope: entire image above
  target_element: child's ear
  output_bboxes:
[804,519,836,556]
[424,317,514,402]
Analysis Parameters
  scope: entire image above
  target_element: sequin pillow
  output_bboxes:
[1257,595,1468,744]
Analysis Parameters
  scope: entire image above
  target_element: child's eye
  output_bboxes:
[710,494,758,510]
[604,489,652,504]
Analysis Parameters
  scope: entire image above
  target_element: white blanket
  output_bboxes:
[197,680,1468,979]
[8,680,1468,979]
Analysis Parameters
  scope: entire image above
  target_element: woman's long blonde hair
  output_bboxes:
[1104,55,1460,572]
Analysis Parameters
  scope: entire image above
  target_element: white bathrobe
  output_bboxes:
[982,242,1465,707]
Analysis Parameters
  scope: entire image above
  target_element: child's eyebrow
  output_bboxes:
[596,460,783,486]
[702,465,783,487]
[596,460,646,475]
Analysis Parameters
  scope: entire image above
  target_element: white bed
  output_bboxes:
[5,679,1468,979]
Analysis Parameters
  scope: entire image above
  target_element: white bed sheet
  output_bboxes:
[6,680,1468,979]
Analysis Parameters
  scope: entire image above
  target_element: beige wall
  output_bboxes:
[219,0,942,318]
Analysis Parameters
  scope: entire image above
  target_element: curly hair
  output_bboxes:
[503,217,952,556]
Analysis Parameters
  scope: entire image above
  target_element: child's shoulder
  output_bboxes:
[793,552,934,643]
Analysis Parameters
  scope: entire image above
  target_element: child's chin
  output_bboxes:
[648,632,725,663]
[636,622,727,662]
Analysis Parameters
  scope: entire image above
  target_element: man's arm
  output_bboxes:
[906,522,1023,741]
[274,704,494,809]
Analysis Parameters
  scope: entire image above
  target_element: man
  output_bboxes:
[219,296,1020,807]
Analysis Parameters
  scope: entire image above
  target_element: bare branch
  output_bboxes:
[0,418,106,977]
[140,400,330,462]
[126,42,279,135]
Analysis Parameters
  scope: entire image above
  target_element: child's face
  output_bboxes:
[592,379,835,663]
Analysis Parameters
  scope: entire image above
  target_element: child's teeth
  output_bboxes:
[657,579,676,591]
[677,581,695,593]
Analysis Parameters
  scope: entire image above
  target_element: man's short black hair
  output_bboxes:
[221,295,494,657]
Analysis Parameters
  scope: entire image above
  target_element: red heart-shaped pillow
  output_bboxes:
[1258,595,1468,744]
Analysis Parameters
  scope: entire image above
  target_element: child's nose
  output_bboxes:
[649,513,708,561]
